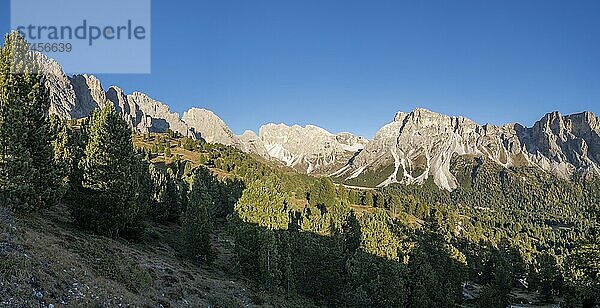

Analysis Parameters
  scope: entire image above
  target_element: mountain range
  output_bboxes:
[38,53,600,191]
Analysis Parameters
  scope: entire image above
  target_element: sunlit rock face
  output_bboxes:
[258,123,367,174]
[182,108,238,145]
[38,52,600,189]
[338,108,600,191]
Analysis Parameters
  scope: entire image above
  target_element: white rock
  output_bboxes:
[258,123,367,174]
[340,108,600,190]
[182,108,237,145]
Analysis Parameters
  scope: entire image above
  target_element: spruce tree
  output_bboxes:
[21,46,59,207]
[0,33,34,209]
[0,32,59,209]
[73,106,147,237]
[307,177,337,208]
[148,164,169,222]
[165,167,186,222]
[180,170,214,263]
[49,115,74,203]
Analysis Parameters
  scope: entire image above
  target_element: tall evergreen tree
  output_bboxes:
[307,177,337,208]
[0,33,33,209]
[0,32,59,209]
[148,164,169,222]
[180,170,214,263]
[72,106,147,237]
[21,50,59,207]
[49,115,75,202]
[165,167,186,222]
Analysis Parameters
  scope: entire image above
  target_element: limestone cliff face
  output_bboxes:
[338,108,600,190]
[37,53,195,138]
[37,52,600,190]
[258,123,367,174]
[238,130,269,157]
[34,53,76,119]
[126,92,196,138]
[181,108,237,145]
[106,86,139,128]
[70,74,111,118]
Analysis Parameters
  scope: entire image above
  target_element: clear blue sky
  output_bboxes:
[2,0,599,137]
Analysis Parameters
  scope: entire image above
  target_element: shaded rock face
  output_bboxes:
[338,108,600,191]
[70,74,110,118]
[258,123,367,174]
[106,86,139,127]
[127,92,196,138]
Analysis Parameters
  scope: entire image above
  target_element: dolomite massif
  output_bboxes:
[37,52,368,175]
[258,123,367,174]
[337,108,600,190]
[38,53,600,191]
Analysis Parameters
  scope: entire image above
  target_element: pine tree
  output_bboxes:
[148,164,169,222]
[0,32,60,209]
[180,170,214,263]
[0,33,33,209]
[307,177,337,208]
[72,106,147,238]
[21,47,60,207]
[165,167,186,222]
[49,115,74,203]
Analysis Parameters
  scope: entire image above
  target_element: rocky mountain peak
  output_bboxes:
[241,130,259,139]
[337,109,600,191]
[237,130,268,157]
[34,52,77,119]
[335,132,368,151]
[564,111,600,132]
[403,108,479,132]
[181,108,236,145]
[394,111,409,122]
[258,123,366,174]
[535,111,566,136]
[105,86,129,114]
[125,92,196,138]
[36,51,196,138]
[37,51,599,190]
[70,74,110,118]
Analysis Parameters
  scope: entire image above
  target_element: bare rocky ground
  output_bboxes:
[0,205,311,308]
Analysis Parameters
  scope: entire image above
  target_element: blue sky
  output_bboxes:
[2,0,600,137]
